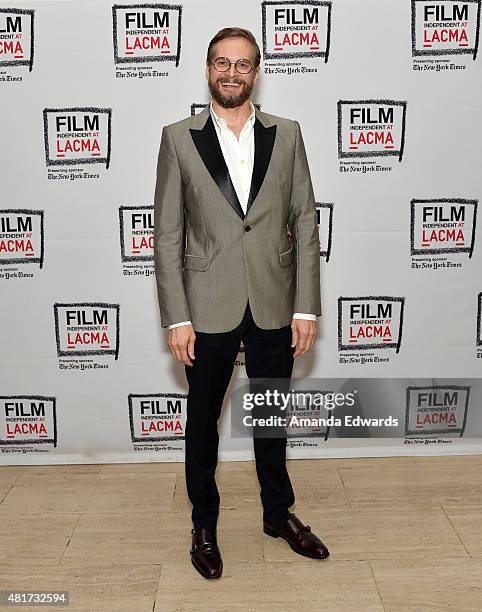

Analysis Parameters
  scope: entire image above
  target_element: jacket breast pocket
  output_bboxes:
[279,246,295,267]
[183,254,212,271]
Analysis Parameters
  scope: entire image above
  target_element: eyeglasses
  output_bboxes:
[211,57,254,74]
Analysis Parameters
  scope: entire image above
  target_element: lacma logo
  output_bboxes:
[262,0,331,61]
[411,0,480,59]
[112,3,182,66]
[54,302,120,359]
[411,198,477,257]
[0,396,57,446]
[0,209,44,268]
[43,107,112,168]
[405,385,469,437]
[129,393,186,442]
[337,100,407,161]
[119,206,154,262]
[338,296,405,352]
[0,8,34,72]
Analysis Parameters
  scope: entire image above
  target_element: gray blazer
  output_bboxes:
[153,104,321,333]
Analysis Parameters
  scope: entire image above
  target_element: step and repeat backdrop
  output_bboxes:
[1,0,482,464]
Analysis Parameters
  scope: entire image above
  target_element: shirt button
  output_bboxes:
[240,160,245,164]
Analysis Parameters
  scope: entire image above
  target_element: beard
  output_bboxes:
[208,75,254,109]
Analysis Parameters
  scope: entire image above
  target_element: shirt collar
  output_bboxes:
[210,100,256,130]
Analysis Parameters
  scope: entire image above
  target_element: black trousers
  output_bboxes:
[184,300,296,530]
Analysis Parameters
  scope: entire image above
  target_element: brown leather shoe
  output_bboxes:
[190,527,223,579]
[263,512,330,559]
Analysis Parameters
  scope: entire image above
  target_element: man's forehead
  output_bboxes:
[214,39,253,53]
[212,54,251,60]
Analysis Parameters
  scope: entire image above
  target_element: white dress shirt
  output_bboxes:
[168,101,316,329]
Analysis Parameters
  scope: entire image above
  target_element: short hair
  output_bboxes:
[206,27,261,68]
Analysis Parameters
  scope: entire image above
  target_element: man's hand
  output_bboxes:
[168,324,196,366]
[291,318,317,357]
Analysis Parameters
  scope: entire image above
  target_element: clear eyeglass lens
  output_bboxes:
[236,61,252,73]
[213,58,252,73]
[214,58,230,71]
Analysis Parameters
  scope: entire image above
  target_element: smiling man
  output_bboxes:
[154,27,328,580]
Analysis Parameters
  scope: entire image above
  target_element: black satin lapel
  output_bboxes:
[189,115,245,221]
[247,119,277,214]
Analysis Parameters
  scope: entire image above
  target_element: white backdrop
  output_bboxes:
[1,0,482,464]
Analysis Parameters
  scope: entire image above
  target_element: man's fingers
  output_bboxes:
[293,332,308,356]
[180,331,196,365]
[179,343,193,366]
[168,325,195,366]
[169,340,185,364]
[292,321,317,356]
[187,333,196,360]
[305,327,316,352]
[291,326,298,348]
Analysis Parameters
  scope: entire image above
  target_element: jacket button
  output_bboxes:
[244,225,251,232]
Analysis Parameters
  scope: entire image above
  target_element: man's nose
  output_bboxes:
[227,62,237,77]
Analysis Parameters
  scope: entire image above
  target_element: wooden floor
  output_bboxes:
[1,455,482,611]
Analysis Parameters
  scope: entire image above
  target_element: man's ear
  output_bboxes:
[205,62,209,80]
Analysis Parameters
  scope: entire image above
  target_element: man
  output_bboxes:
[154,27,329,580]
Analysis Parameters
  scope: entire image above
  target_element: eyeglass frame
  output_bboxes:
[210,56,256,74]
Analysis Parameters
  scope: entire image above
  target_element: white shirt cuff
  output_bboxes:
[168,320,192,329]
[293,313,317,321]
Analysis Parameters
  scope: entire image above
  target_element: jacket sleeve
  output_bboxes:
[153,125,192,328]
[287,120,322,316]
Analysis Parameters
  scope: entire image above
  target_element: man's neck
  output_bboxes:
[211,99,253,129]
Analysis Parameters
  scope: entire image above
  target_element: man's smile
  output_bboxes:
[219,81,242,88]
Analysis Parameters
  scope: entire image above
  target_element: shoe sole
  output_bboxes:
[191,556,223,579]
[263,525,329,560]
